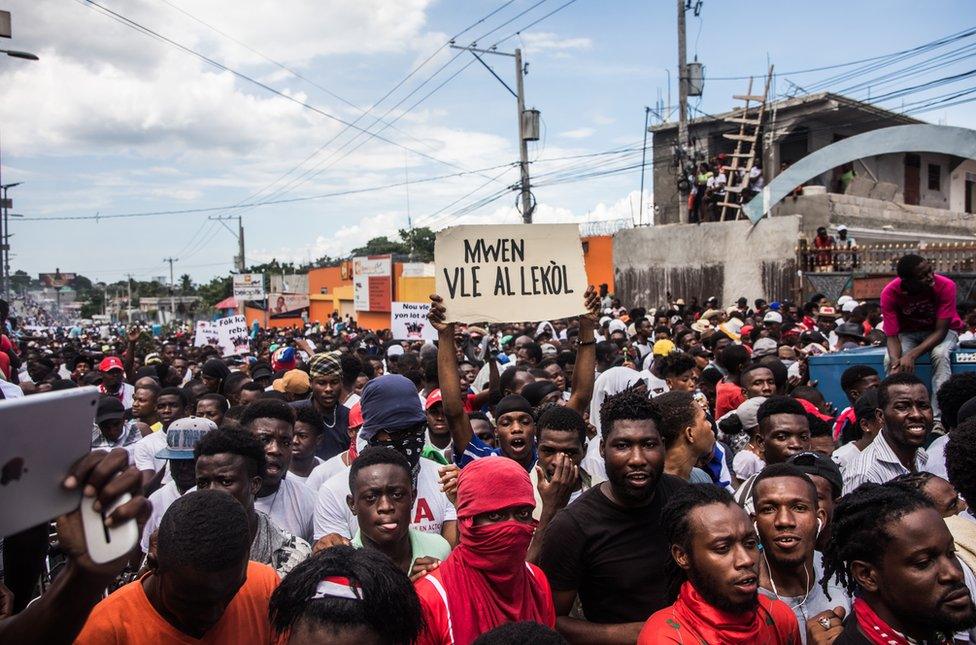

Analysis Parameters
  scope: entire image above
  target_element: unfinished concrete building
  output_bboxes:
[614,92,976,307]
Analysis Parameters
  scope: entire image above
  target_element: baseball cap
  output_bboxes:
[675,298,686,306]
[653,339,677,357]
[271,346,297,372]
[144,352,163,366]
[835,322,864,340]
[155,416,217,460]
[751,337,779,358]
[425,388,443,411]
[386,344,405,357]
[788,451,843,499]
[348,401,364,429]
[272,369,311,395]
[735,397,767,430]
[769,301,781,311]
[836,224,848,232]
[837,295,852,307]
[763,311,783,324]
[98,356,125,373]
[250,363,274,382]
[841,299,859,313]
[95,396,125,424]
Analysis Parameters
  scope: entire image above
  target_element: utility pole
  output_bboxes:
[125,273,133,323]
[0,182,21,300]
[237,215,246,272]
[449,43,539,223]
[208,214,246,271]
[163,257,178,323]
[639,107,650,227]
[514,48,533,224]
[676,0,689,224]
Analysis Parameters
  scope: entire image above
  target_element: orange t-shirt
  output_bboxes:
[74,561,279,644]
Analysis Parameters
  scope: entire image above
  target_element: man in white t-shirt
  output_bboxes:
[312,374,457,547]
[139,417,217,552]
[241,398,316,542]
[132,387,189,488]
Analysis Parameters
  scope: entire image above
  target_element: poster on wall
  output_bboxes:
[390,302,437,341]
[353,255,392,312]
[268,294,310,319]
[434,223,587,324]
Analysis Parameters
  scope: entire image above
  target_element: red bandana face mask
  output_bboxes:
[460,519,535,571]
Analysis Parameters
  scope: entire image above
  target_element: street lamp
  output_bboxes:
[0,49,37,61]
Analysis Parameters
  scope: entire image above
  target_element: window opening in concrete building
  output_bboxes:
[928,163,941,191]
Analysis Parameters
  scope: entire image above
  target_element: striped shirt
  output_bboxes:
[841,431,927,495]
[453,434,537,469]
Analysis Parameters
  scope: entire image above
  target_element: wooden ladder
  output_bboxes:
[718,65,774,221]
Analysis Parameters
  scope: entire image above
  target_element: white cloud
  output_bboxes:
[520,31,592,54]
[560,127,595,139]
[252,210,409,263]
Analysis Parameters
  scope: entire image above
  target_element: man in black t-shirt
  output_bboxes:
[539,388,687,644]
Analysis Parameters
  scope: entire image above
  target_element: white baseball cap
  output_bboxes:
[763,311,783,324]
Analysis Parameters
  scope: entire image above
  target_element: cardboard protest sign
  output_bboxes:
[391,302,437,341]
[193,321,220,349]
[434,223,588,324]
[215,315,250,356]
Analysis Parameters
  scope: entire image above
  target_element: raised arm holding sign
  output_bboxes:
[428,286,599,467]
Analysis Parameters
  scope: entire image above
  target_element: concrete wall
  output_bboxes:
[613,216,800,307]
[772,192,976,239]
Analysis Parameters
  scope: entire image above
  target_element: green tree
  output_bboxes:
[349,236,409,258]
[198,275,232,308]
[9,270,30,293]
[179,273,193,292]
[398,226,435,261]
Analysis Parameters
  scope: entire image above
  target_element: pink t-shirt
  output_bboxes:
[880,274,964,336]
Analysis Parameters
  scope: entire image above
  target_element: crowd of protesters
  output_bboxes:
[1,251,976,643]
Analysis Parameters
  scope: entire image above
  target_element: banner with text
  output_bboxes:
[193,320,220,349]
[390,302,437,341]
[353,255,392,312]
[434,223,587,324]
[233,273,265,299]
[215,314,250,356]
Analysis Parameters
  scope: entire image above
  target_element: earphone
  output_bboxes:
[816,518,823,538]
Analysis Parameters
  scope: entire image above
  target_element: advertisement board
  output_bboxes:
[353,255,392,312]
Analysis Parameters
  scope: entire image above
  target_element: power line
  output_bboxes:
[76,0,486,175]
[704,26,976,81]
[20,162,517,222]
[176,0,526,226]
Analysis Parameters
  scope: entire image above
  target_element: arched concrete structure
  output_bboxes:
[742,124,976,223]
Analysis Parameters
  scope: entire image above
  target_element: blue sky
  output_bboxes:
[4,0,975,284]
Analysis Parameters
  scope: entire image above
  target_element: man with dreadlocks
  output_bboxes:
[818,482,976,644]
[637,484,800,644]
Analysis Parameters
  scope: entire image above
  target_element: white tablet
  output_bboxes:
[0,386,98,537]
